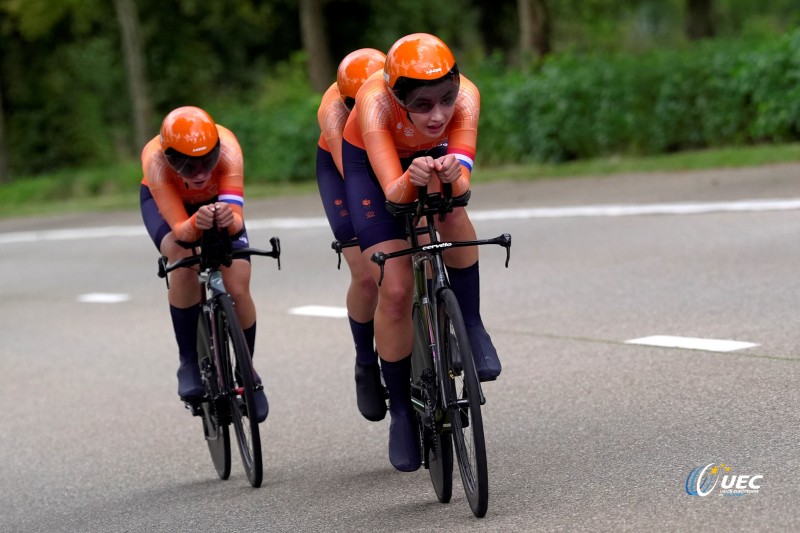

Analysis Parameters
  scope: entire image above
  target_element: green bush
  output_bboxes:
[473,29,800,164]
[211,54,321,184]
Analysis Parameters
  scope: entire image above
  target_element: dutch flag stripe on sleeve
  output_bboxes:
[449,146,474,172]
[219,188,244,206]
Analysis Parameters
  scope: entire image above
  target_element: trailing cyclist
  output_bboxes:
[140,106,268,422]
[316,48,388,423]
[341,33,502,472]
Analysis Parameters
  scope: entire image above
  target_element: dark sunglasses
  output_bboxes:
[401,78,460,114]
[343,96,356,111]
[165,140,221,178]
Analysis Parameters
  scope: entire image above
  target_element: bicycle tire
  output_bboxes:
[197,312,231,480]
[218,295,263,488]
[439,288,488,518]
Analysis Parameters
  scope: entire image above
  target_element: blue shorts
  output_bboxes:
[341,141,447,251]
[140,184,250,253]
[316,146,356,243]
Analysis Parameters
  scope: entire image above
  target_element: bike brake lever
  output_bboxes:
[502,233,512,267]
[270,236,281,270]
[371,251,387,286]
[331,240,344,270]
[158,256,170,288]
[439,183,453,222]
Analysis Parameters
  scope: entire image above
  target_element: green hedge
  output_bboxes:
[11,31,799,186]
[475,29,800,164]
[224,29,800,183]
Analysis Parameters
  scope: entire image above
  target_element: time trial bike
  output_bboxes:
[158,228,280,488]
[370,185,511,517]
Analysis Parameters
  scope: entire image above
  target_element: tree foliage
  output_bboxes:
[0,0,798,182]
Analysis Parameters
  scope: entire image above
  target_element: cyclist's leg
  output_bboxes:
[344,139,420,470]
[141,185,204,399]
[317,147,384,419]
[437,208,501,381]
[344,245,385,421]
[363,240,418,471]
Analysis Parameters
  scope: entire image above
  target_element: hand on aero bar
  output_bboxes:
[407,156,436,187]
[195,202,233,231]
[433,154,460,184]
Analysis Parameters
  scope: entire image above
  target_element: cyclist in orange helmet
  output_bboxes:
[140,106,268,422]
[317,48,388,422]
[341,33,501,472]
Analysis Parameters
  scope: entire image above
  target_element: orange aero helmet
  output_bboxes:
[383,33,460,109]
[337,48,386,110]
[160,106,219,157]
[159,106,221,177]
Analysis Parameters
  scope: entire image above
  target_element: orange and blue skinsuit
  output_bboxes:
[316,82,357,242]
[140,125,248,250]
[341,70,480,250]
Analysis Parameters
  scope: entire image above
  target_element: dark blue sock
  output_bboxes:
[349,317,377,366]
[243,322,256,357]
[169,304,200,362]
[447,261,481,327]
[380,356,412,415]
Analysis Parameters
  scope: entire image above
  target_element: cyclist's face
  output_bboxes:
[165,141,221,188]
[184,170,213,189]
[405,83,457,138]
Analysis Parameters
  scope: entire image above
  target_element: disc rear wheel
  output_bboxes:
[197,313,231,480]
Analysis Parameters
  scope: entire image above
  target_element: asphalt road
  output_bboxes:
[1,164,799,532]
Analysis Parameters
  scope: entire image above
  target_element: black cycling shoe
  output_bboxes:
[253,387,269,423]
[467,324,502,382]
[177,359,204,399]
[388,409,421,472]
[355,362,388,421]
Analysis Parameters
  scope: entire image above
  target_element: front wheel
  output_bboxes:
[218,295,263,488]
[439,288,488,518]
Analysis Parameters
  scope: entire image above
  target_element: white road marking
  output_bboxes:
[470,198,800,221]
[625,335,758,352]
[77,293,131,303]
[3,198,800,245]
[288,305,348,318]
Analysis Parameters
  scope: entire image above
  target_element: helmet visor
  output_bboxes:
[164,140,221,178]
[393,70,460,114]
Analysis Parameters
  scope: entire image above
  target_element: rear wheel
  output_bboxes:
[439,288,488,518]
[197,313,230,480]
[426,424,454,503]
[219,295,263,488]
[412,304,453,503]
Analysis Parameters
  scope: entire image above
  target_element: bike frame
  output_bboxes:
[370,187,511,428]
[158,231,281,411]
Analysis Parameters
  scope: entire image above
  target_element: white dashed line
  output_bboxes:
[625,335,758,352]
[77,293,131,303]
[288,305,348,318]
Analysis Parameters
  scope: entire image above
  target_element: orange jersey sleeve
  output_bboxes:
[343,72,479,204]
[141,125,245,242]
[317,82,350,176]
